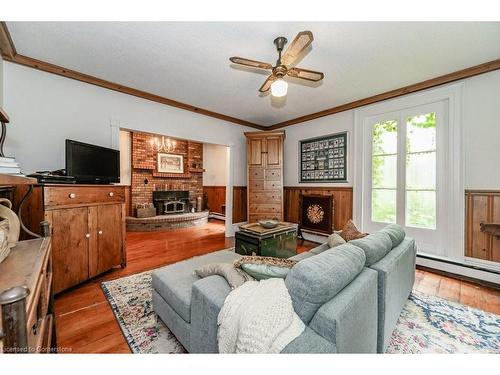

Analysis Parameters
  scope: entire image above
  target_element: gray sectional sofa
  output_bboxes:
[152,224,416,353]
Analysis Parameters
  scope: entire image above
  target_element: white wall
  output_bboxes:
[282,69,500,191]
[283,110,354,187]
[203,143,228,186]
[3,62,251,186]
[119,130,131,185]
[0,56,3,106]
[3,60,500,191]
[462,70,500,189]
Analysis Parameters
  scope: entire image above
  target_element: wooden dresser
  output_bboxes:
[20,184,127,294]
[0,238,55,353]
[245,131,285,223]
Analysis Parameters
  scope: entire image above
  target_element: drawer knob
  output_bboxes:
[98,230,103,235]
[108,192,114,197]
[85,233,90,239]
[68,193,76,199]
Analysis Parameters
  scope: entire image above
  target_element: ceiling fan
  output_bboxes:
[230,30,324,97]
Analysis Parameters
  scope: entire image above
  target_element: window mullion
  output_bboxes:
[397,113,406,226]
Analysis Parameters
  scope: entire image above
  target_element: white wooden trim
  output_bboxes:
[354,82,465,263]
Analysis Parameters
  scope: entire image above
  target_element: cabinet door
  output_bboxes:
[266,136,282,167]
[248,138,264,167]
[96,204,123,275]
[51,207,89,293]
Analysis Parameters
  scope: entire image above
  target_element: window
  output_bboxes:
[356,85,464,262]
[370,111,438,230]
[405,113,436,229]
[371,120,397,224]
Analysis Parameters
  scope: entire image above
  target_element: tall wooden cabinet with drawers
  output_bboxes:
[41,184,126,293]
[245,131,285,223]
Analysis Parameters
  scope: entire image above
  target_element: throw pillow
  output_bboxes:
[234,256,297,269]
[339,220,368,242]
[195,263,253,289]
[234,256,298,281]
[240,263,291,280]
[327,232,346,248]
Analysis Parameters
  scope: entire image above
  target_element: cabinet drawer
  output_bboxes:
[44,186,125,208]
[265,181,282,190]
[249,203,282,214]
[248,191,281,203]
[26,272,46,352]
[265,168,281,181]
[249,168,264,179]
[249,213,281,222]
[248,180,265,191]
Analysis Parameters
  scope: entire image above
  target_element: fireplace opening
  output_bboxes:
[153,190,190,215]
[165,200,186,214]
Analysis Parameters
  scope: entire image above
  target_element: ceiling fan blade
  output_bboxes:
[259,75,276,92]
[287,67,324,82]
[281,31,314,67]
[230,57,273,70]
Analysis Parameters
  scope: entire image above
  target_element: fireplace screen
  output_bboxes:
[299,194,333,234]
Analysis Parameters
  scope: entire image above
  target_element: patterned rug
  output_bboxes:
[102,270,500,354]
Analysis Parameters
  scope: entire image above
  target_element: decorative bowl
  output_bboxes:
[258,219,279,229]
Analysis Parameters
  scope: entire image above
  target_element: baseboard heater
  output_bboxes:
[416,254,500,287]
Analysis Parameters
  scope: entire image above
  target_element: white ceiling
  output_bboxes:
[7,22,500,126]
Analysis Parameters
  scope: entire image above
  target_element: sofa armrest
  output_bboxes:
[281,327,337,353]
[189,275,231,353]
[370,237,416,352]
[308,267,378,353]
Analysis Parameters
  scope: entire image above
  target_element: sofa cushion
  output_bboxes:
[289,251,316,261]
[380,223,406,248]
[309,243,330,255]
[349,232,392,266]
[285,244,366,324]
[152,250,241,322]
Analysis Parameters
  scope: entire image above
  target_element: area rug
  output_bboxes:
[102,270,500,354]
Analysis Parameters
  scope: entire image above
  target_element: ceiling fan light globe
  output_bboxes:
[271,79,288,97]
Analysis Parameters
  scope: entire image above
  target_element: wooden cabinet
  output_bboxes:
[0,238,55,353]
[245,131,285,223]
[43,185,126,293]
[465,190,500,263]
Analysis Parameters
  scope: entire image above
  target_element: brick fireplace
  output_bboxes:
[131,132,204,214]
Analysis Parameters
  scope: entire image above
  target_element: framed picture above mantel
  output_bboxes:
[157,153,184,174]
[299,132,348,183]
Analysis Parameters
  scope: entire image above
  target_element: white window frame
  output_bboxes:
[353,83,464,262]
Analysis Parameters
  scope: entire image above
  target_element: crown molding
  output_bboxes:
[3,22,500,132]
[0,21,16,58]
[3,54,266,130]
[268,58,500,130]
[0,22,265,130]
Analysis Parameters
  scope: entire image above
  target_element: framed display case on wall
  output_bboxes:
[299,132,348,183]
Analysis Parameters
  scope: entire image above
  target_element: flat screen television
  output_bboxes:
[66,139,120,184]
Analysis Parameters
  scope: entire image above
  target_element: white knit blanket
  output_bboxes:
[217,278,305,353]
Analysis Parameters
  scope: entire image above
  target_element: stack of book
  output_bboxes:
[0,156,23,176]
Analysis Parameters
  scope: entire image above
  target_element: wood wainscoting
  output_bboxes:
[200,186,248,224]
[465,190,500,262]
[203,186,226,215]
[232,186,247,224]
[284,186,353,232]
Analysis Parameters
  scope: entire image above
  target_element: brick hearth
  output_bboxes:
[126,211,209,231]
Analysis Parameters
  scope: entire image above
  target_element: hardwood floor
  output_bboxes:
[54,220,500,353]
